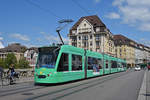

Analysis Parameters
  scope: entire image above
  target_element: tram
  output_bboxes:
[34,45,127,84]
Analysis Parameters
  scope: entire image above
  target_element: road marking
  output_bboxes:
[137,70,146,100]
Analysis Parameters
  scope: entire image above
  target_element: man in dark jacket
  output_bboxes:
[7,64,16,77]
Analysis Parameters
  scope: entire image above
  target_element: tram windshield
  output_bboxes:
[36,47,59,68]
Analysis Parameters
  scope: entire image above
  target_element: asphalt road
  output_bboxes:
[0,69,145,100]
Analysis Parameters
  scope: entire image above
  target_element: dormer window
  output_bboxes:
[96,27,100,32]
[84,24,86,27]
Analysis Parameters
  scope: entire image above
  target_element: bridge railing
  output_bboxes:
[3,69,34,77]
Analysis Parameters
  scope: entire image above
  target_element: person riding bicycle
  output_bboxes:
[7,64,16,77]
[7,64,19,84]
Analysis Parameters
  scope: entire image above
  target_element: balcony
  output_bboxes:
[96,45,100,48]
[71,39,77,43]
[95,38,101,41]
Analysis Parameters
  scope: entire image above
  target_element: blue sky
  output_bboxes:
[0,0,150,47]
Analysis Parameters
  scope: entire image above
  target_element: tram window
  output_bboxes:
[88,57,93,70]
[72,54,82,71]
[88,57,102,70]
[122,63,126,67]
[57,53,69,72]
[111,61,117,68]
[105,60,109,69]
[97,59,103,69]
[118,62,121,68]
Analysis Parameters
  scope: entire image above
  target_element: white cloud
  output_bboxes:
[139,23,150,31]
[0,37,3,40]
[119,6,150,23]
[40,32,45,34]
[37,32,69,44]
[138,38,150,47]
[106,12,120,19]
[112,0,150,32]
[126,0,150,7]
[112,0,125,6]
[11,33,30,41]
[45,34,69,44]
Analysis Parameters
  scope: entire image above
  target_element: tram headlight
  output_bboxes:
[40,71,43,74]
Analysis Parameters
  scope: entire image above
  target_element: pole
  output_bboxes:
[56,30,64,45]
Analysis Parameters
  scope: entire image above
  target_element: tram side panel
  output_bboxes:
[55,47,85,83]
[86,50,103,78]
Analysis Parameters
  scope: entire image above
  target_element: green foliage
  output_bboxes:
[0,58,5,68]
[5,53,17,68]
[17,57,30,69]
[1,53,30,69]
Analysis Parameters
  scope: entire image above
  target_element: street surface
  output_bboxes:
[0,70,148,100]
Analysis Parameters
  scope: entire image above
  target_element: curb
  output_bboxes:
[137,71,146,100]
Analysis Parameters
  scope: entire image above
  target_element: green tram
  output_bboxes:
[34,45,127,84]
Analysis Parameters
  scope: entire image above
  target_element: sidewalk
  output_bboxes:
[137,70,150,100]
[146,70,150,100]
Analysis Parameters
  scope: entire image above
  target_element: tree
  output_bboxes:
[5,53,17,68]
[0,58,5,68]
[17,57,30,69]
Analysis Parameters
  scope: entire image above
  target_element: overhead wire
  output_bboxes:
[25,0,62,19]
[71,0,91,15]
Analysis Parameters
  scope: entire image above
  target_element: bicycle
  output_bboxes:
[1,72,20,86]
[0,72,10,86]
[9,72,20,85]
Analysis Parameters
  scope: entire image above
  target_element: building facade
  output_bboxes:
[114,35,136,67]
[68,15,115,56]
[0,43,26,61]
[135,44,145,65]
[24,47,38,69]
[143,45,150,63]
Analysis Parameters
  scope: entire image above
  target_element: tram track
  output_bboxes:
[27,70,133,100]
[0,82,34,92]
[0,84,46,97]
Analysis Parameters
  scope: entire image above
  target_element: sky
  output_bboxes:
[0,0,150,47]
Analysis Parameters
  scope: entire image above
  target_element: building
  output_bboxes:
[68,15,115,56]
[135,44,145,65]
[114,35,136,67]
[0,43,27,61]
[24,47,38,69]
[143,45,150,63]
